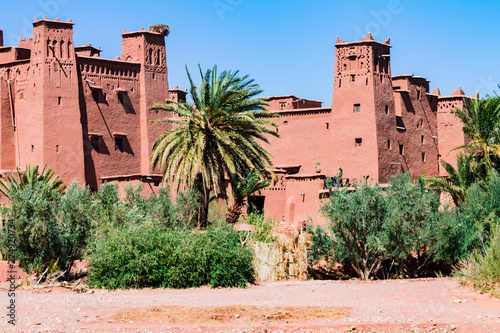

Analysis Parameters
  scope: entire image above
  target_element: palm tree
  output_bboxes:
[226,168,271,224]
[149,65,279,228]
[425,153,490,206]
[452,94,500,171]
[0,164,65,200]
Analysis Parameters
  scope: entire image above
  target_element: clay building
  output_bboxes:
[0,20,470,227]
[0,17,182,196]
[260,33,471,227]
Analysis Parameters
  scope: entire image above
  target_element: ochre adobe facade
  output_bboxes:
[0,21,469,227]
[261,33,471,227]
[0,18,187,197]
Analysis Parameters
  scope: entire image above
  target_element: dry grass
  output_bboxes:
[252,230,311,282]
[107,305,347,324]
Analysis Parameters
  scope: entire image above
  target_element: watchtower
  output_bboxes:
[331,33,399,182]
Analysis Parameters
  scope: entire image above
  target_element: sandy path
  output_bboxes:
[1,278,499,332]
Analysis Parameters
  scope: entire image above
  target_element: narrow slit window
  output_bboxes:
[417,90,421,99]
[421,135,424,144]
[385,105,389,114]
[387,139,391,150]
[422,152,426,162]
[58,97,61,105]
[399,144,404,155]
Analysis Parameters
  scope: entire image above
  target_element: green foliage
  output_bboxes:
[57,182,94,276]
[245,210,277,243]
[149,64,279,228]
[1,182,62,274]
[452,94,500,171]
[87,223,254,289]
[0,181,94,276]
[320,173,448,280]
[436,176,500,263]
[0,164,65,200]
[175,189,200,227]
[227,168,271,224]
[383,174,442,277]
[321,181,387,280]
[425,153,491,206]
[307,225,335,266]
[457,224,500,297]
[91,182,123,232]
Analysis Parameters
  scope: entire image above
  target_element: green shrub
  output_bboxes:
[246,211,277,243]
[1,182,62,274]
[87,222,254,289]
[320,173,450,280]
[457,224,500,297]
[0,181,93,276]
[307,225,335,266]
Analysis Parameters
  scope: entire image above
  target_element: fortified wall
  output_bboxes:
[0,17,180,196]
[0,19,470,227]
[261,33,471,227]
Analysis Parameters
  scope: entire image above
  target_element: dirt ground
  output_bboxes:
[1,277,499,332]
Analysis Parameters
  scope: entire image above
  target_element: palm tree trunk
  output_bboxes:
[198,186,209,229]
[226,201,243,224]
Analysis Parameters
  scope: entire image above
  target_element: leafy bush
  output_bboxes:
[246,211,277,243]
[307,225,335,266]
[87,222,254,289]
[457,224,500,297]
[1,181,93,276]
[435,176,500,264]
[1,182,62,274]
[57,182,94,278]
[319,173,449,280]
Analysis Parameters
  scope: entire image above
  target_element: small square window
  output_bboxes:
[90,136,99,151]
[350,75,356,82]
[399,144,404,155]
[355,138,362,147]
[353,104,360,113]
[115,137,124,152]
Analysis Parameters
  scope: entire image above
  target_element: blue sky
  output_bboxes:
[1,0,499,105]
